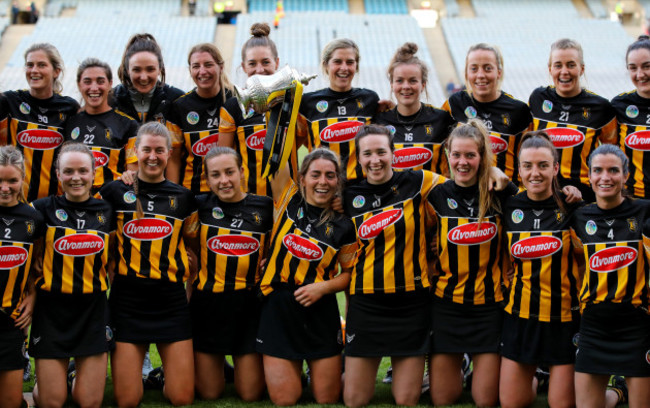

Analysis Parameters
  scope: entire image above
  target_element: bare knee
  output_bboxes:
[269,389,301,406]
[195,382,223,400]
[344,392,372,408]
[166,389,194,407]
[114,394,142,408]
[548,394,576,408]
[431,387,462,406]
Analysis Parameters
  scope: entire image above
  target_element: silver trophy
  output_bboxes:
[234,65,316,118]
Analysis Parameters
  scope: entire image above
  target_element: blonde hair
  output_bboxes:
[188,43,233,103]
[464,43,504,98]
[0,146,26,203]
[25,43,64,94]
[321,38,360,75]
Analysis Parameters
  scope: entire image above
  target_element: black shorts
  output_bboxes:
[0,312,25,371]
[575,303,650,377]
[109,275,191,344]
[500,312,579,365]
[30,290,111,359]
[345,290,431,358]
[191,288,260,355]
[256,286,342,360]
[431,297,502,354]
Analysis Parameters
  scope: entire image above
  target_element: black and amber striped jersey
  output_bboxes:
[572,198,650,311]
[374,104,455,174]
[429,181,516,305]
[219,97,271,196]
[64,109,138,190]
[344,170,444,295]
[0,203,44,318]
[503,192,581,322]
[188,193,273,292]
[529,86,617,190]
[259,183,357,296]
[611,91,650,198]
[300,88,379,181]
[0,90,80,201]
[98,179,198,283]
[110,83,183,125]
[443,90,532,182]
[31,196,113,294]
[168,89,232,193]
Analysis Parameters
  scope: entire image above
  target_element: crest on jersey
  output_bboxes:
[123,191,136,204]
[626,105,639,118]
[464,106,477,119]
[356,99,364,109]
[555,210,565,223]
[511,209,524,224]
[105,129,112,141]
[187,111,199,125]
[585,220,597,235]
[59,113,65,121]
[316,100,328,112]
[297,207,304,219]
[582,107,590,120]
[502,114,511,127]
[252,212,262,225]
[212,207,224,219]
[447,198,458,210]
[542,100,553,113]
[169,196,177,210]
[386,125,396,135]
[97,212,106,225]
[325,223,334,237]
[19,102,30,114]
[628,217,638,232]
[71,127,80,140]
[55,209,68,222]
[391,186,399,196]
[352,196,365,208]
[425,125,432,135]
[25,220,34,235]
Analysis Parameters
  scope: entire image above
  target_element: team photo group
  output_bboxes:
[1,19,650,408]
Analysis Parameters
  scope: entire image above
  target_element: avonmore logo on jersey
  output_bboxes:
[392,147,432,169]
[545,128,585,149]
[282,234,323,261]
[625,131,650,151]
[489,136,508,154]
[92,151,109,167]
[320,121,363,143]
[448,222,497,245]
[358,209,403,240]
[207,235,260,256]
[246,130,266,151]
[589,246,637,273]
[54,234,104,257]
[123,219,173,241]
[0,246,28,269]
[511,236,562,259]
[192,134,219,156]
[16,129,63,150]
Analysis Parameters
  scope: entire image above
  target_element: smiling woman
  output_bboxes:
[63,58,139,192]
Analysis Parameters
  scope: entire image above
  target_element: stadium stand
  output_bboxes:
[363,0,408,14]
[441,0,633,101]
[585,0,608,18]
[248,0,349,12]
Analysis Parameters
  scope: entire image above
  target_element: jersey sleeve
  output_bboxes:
[166,106,184,148]
[219,104,237,134]
[336,220,358,271]
[0,92,9,145]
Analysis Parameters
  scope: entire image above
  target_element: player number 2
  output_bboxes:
[4,228,11,239]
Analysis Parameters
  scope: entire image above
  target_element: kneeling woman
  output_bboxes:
[573,144,650,408]
[0,146,44,408]
[31,142,113,408]
[186,146,271,401]
[98,122,197,407]
[257,148,358,405]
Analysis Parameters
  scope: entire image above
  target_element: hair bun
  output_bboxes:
[638,34,650,41]
[396,42,418,61]
[250,23,271,38]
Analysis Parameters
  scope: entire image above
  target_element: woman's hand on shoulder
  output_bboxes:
[562,185,582,203]
[118,170,137,186]
[488,167,509,191]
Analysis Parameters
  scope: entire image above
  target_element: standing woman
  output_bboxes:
[219,23,279,196]
[427,121,517,407]
[298,38,379,182]
[443,43,532,183]
[375,42,455,175]
[256,148,357,405]
[65,58,139,192]
[98,122,197,407]
[342,124,444,407]
[0,43,80,202]
[167,43,234,193]
[499,131,582,408]
[30,142,113,408]
[529,38,617,202]
[0,146,44,408]
[112,33,183,126]
[572,145,650,408]
[612,35,650,199]
[186,146,271,401]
